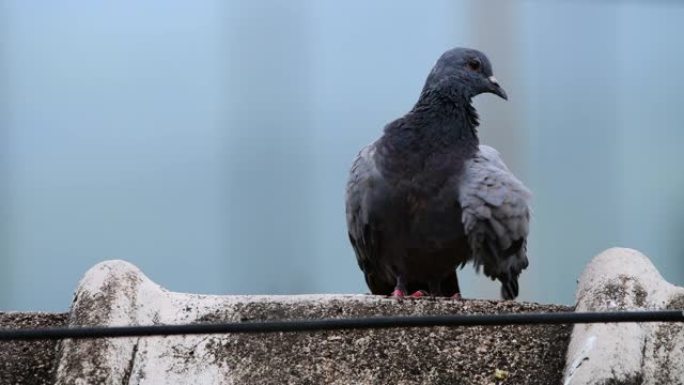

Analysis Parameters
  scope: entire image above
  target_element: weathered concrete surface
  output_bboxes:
[563,247,684,385]
[55,260,572,385]
[0,312,68,385]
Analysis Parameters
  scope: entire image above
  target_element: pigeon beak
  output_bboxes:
[487,76,508,100]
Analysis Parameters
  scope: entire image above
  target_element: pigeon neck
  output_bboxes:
[407,90,480,144]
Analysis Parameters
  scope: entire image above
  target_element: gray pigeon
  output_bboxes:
[345,47,531,300]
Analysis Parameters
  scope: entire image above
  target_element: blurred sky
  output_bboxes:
[2,1,684,311]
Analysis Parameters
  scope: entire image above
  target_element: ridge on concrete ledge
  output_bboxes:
[54,260,571,385]
[563,247,684,385]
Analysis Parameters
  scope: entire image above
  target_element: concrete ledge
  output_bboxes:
[0,312,68,385]
[11,248,681,385]
[54,260,571,385]
[563,247,684,385]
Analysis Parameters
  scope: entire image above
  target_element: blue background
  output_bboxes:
[2,1,684,311]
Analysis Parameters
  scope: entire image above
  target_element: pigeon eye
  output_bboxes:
[467,58,481,72]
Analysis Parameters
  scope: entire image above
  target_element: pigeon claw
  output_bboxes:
[409,290,428,299]
[451,292,463,301]
[390,289,406,299]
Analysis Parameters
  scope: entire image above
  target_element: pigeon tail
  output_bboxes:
[500,276,520,300]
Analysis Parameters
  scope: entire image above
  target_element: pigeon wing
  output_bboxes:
[458,145,532,299]
[345,143,394,294]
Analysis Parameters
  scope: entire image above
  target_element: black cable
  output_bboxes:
[0,310,682,341]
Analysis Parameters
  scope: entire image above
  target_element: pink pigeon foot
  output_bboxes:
[409,290,428,298]
[451,292,462,300]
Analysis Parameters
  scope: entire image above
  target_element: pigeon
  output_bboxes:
[345,47,531,300]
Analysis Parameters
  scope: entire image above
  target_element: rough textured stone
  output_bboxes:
[5,249,683,384]
[0,312,68,385]
[55,260,572,385]
[562,247,684,385]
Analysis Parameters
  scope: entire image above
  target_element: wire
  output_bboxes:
[0,310,682,341]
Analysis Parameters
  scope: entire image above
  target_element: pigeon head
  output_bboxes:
[421,47,507,102]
